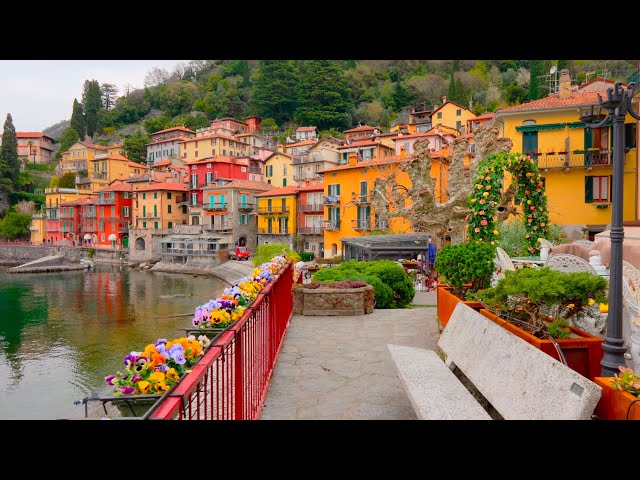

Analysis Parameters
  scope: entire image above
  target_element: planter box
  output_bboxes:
[293,285,374,316]
[436,284,483,327]
[479,309,604,381]
[112,398,159,418]
[593,377,640,420]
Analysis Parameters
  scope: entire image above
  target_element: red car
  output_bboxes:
[230,246,251,261]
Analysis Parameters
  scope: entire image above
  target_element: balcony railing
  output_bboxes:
[297,226,325,234]
[97,197,116,204]
[81,225,97,233]
[293,173,322,182]
[238,202,254,212]
[258,228,289,234]
[324,220,340,230]
[323,195,340,206]
[93,172,108,180]
[298,204,323,212]
[352,219,372,231]
[374,220,389,230]
[84,211,97,218]
[352,194,370,205]
[203,203,228,212]
[257,206,289,214]
[535,150,613,171]
[203,223,233,232]
[59,214,74,219]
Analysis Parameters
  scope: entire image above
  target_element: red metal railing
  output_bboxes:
[145,261,294,420]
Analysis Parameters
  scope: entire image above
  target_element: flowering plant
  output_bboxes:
[611,366,640,398]
[192,255,288,329]
[105,335,209,396]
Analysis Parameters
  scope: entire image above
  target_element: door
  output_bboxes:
[522,131,538,157]
[360,181,368,203]
[122,236,129,248]
[267,218,273,234]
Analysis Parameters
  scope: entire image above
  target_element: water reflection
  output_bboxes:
[0,265,224,419]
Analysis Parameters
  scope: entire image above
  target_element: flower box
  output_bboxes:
[436,284,484,327]
[593,377,640,420]
[112,397,161,418]
[293,283,374,316]
[479,309,604,381]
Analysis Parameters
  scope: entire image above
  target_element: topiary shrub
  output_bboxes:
[434,242,495,295]
[252,243,301,266]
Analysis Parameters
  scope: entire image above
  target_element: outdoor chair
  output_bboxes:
[544,253,598,275]
[492,247,516,286]
[573,239,594,248]
[539,238,554,250]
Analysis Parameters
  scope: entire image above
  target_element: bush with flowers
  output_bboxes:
[192,255,288,329]
[466,152,550,254]
[105,335,210,396]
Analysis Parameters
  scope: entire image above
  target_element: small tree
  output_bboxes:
[0,211,31,239]
[57,172,76,188]
[123,129,151,164]
[49,176,60,188]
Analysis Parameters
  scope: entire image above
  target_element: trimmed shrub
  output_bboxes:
[252,243,301,266]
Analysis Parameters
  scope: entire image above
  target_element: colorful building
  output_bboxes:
[30,212,46,244]
[292,138,341,185]
[244,116,261,133]
[295,126,318,142]
[58,199,83,246]
[494,70,638,239]
[467,113,495,134]
[95,180,133,248]
[320,153,449,258]
[430,97,476,133]
[264,152,293,187]
[133,182,188,230]
[78,154,147,192]
[42,187,92,244]
[9,132,55,164]
[408,109,433,134]
[79,198,98,246]
[283,139,316,156]
[296,183,325,256]
[393,127,457,155]
[234,133,276,157]
[179,133,249,162]
[146,126,195,165]
[255,185,299,248]
[60,141,107,174]
[343,125,380,141]
[210,117,247,135]
[202,179,275,251]
[336,138,395,163]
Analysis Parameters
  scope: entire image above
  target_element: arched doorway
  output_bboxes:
[331,243,338,257]
[135,237,146,251]
[238,236,246,246]
[122,236,129,248]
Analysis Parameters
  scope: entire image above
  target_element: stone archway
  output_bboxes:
[238,236,246,246]
[135,237,146,251]
[331,243,338,257]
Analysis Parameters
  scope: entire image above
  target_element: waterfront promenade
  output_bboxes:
[260,291,438,420]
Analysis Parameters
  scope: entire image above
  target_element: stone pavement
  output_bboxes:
[411,290,437,306]
[260,306,439,420]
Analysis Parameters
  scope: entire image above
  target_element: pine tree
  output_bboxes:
[82,79,102,137]
[448,72,456,102]
[251,60,299,125]
[392,82,413,111]
[455,78,466,104]
[529,60,543,101]
[452,59,460,73]
[101,84,118,111]
[0,113,19,191]
[295,60,354,130]
[70,98,86,139]
[557,60,569,73]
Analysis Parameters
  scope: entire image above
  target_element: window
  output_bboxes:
[142,193,146,200]
[101,207,105,216]
[154,221,159,230]
[206,172,213,185]
[143,222,147,228]
[456,120,462,130]
[283,164,287,175]
[283,178,287,187]
[241,166,247,172]
[211,138,216,145]
[143,205,146,217]
[193,164,197,170]
[154,205,158,217]
[456,109,461,116]
[585,176,610,203]
[122,192,130,199]
[239,214,244,225]
[191,174,198,189]
[195,151,199,157]
[168,204,172,214]
[168,221,173,229]
[328,184,340,197]
[122,206,130,217]
[101,234,105,242]
[437,112,442,119]
[191,193,198,205]
[167,192,172,200]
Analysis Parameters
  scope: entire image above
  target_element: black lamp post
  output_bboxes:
[580,81,640,376]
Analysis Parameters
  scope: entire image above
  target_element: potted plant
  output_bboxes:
[594,366,640,420]
[475,267,608,380]
[293,280,375,316]
[434,242,495,326]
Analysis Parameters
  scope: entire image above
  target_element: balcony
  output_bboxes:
[175,196,187,204]
[535,150,615,172]
[257,206,289,214]
[81,225,97,233]
[352,219,372,231]
[322,195,341,206]
[374,220,389,230]
[93,172,108,180]
[84,211,97,218]
[203,223,233,232]
[238,202,254,212]
[98,197,116,205]
[299,204,323,213]
[59,214,74,219]
[293,172,322,182]
[203,202,228,212]
[324,220,340,231]
[258,228,289,234]
[298,226,325,235]
[119,224,129,234]
[352,194,370,205]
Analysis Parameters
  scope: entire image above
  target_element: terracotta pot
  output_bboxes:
[593,377,640,420]
[436,284,484,327]
[479,309,604,381]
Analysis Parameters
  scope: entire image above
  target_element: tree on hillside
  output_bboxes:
[392,82,413,111]
[0,211,31,239]
[101,83,118,111]
[57,172,76,188]
[123,130,150,164]
[0,113,19,191]
[295,60,353,130]
[49,176,59,188]
[529,60,543,101]
[144,115,171,134]
[454,77,467,105]
[82,79,102,137]
[70,98,86,139]
[448,72,456,102]
[57,128,80,158]
[251,60,299,125]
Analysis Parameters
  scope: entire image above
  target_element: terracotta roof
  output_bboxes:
[128,161,148,169]
[186,156,249,166]
[150,126,195,136]
[498,90,607,113]
[254,185,299,197]
[284,140,316,148]
[343,125,376,133]
[318,152,449,174]
[59,197,96,206]
[578,77,625,90]
[471,113,495,121]
[151,160,172,168]
[145,135,189,146]
[203,179,276,191]
[394,132,439,140]
[96,181,133,193]
[337,140,383,149]
[212,117,247,125]
[296,126,317,132]
[265,152,293,160]
[296,184,324,192]
[78,141,108,150]
[15,132,54,140]
[135,182,188,192]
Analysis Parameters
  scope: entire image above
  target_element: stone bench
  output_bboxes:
[389,302,603,420]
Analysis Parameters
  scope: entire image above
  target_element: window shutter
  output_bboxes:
[584,176,593,203]
[609,175,613,202]
[625,123,637,149]
[584,128,592,149]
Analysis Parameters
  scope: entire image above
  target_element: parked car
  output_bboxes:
[230,246,251,261]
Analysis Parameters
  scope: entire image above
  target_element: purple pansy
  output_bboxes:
[116,386,136,395]
[104,375,116,386]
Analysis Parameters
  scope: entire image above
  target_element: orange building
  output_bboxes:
[95,180,133,248]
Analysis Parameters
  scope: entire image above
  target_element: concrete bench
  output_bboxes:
[389,302,603,420]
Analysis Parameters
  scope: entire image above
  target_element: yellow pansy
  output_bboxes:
[149,371,166,383]
[166,368,180,382]
[137,381,151,394]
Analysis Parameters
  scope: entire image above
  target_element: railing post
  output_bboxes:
[234,328,244,419]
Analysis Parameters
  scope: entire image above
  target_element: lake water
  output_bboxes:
[0,265,225,419]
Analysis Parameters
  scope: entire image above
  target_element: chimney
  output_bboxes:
[348,154,358,166]
[305,179,310,186]
[442,95,447,104]
[559,69,571,99]
[400,146,406,159]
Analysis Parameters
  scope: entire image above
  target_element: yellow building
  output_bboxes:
[77,155,148,192]
[30,212,46,244]
[264,152,294,187]
[132,182,189,230]
[431,98,476,133]
[320,153,448,258]
[60,141,108,173]
[494,75,638,239]
[179,134,249,162]
[255,185,298,248]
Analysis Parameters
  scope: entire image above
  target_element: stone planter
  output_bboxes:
[436,284,483,327]
[593,377,640,420]
[293,284,374,316]
[479,309,604,381]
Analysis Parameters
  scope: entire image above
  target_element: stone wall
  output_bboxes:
[0,245,80,265]
[293,285,374,316]
[128,228,170,263]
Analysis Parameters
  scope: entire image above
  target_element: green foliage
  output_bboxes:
[70,98,86,138]
[144,115,171,134]
[498,221,569,257]
[312,260,415,309]
[252,243,301,266]
[82,79,102,137]
[49,176,59,188]
[546,318,571,339]
[57,172,76,188]
[0,113,19,191]
[434,242,496,294]
[18,170,34,190]
[0,211,31,238]
[123,129,151,164]
[476,268,608,337]
[58,127,81,153]
[529,60,543,101]
[251,60,300,125]
[9,191,45,211]
[611,366,640,398]
[467,153,550,254]
[87,248,96,258]
[26,163,56,172]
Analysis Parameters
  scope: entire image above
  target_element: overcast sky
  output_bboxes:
[0,60,184,132]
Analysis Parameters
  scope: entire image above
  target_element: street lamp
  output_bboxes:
[580,81,640,376]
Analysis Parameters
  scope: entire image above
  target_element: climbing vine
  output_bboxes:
[466,153,550,253]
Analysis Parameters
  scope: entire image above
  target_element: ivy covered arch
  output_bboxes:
[466,152,550,254]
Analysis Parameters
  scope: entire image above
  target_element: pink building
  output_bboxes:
[393,128,457,155]
[9,132,55,164]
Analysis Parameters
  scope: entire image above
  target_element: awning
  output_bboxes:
[516,121,613,132]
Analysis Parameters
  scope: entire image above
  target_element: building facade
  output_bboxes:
[12,132,55,164]
[133,183,188,231]
[264,152,293,187]
[295,126,318,142]
[146,126,195,165]
[255,185,298,249]
[296,184,325,256]
[95,181,133,248]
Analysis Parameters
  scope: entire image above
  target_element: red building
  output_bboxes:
[244,116,261,133]
[58,199,83,246]
[210,117,247,135]
[78,198,98,245]
[186,156,249,207]
[95,180,133,248]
